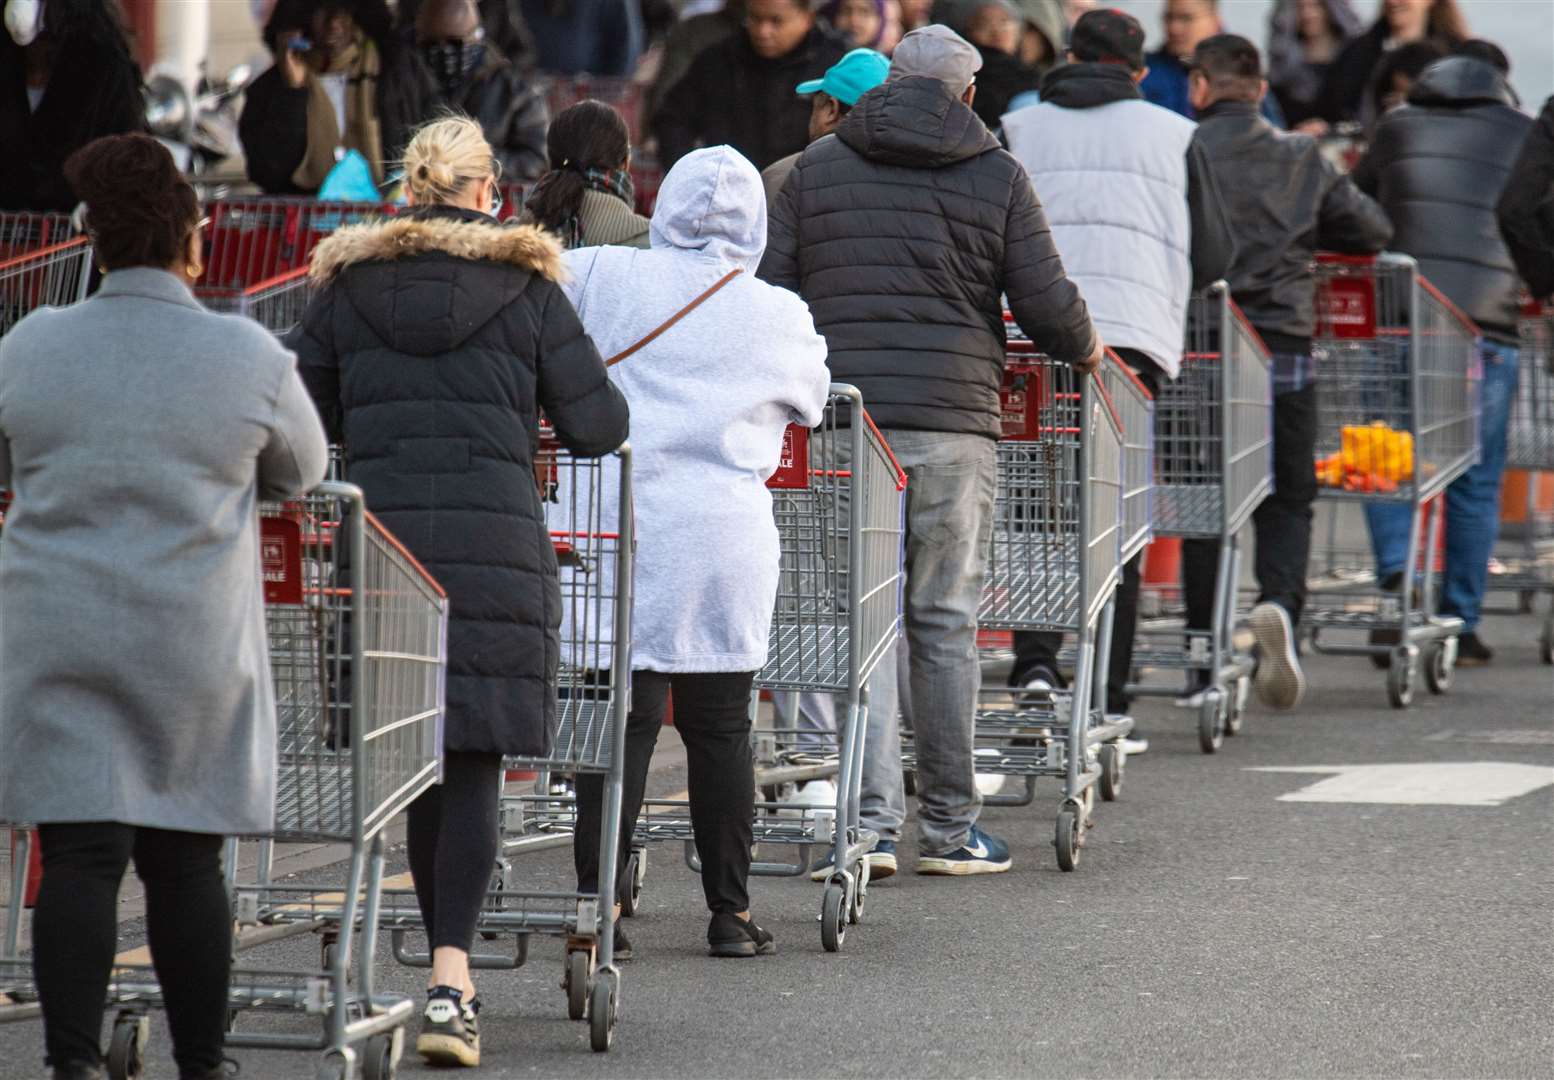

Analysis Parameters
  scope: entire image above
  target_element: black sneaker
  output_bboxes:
[1378,570,1405,593]
[707,912,776,957]
[613,919,633,962]
[1456,631,1493,666]
[417,986,480,1067]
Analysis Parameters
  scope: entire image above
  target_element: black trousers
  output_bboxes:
[1183,383,1319,631]
[1009,354,1162,715]
[32,824,230,1077]
[574,670,756,916]
[406,750,505,953]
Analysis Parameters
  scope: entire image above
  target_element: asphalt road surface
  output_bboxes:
[2,608,1550,1079]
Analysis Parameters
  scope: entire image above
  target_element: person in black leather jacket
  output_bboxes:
[1352,54,1532,665]
[1498,94,1554,300]
[1181,33,1391,708]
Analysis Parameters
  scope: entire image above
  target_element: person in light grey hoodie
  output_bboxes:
[560,145,832,959]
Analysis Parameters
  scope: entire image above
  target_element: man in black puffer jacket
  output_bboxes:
[1352,54,1532,666]
[1182,34,1391,706]
[760,25,1099,878]
[1498,94,1554,300]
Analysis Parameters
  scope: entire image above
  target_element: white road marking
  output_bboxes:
[1247,763,1554,806]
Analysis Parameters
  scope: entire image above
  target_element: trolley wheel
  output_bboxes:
[1424,638,1454,694]
[315,1047,355,1080]
[1386,647,1417,709]
[361,1027,404,1080]
[565,949,591,1021]
[106,1011,149,1080]
[618,851,643,918]
[1098,742,1123,802]
[1197,689,1226,755]
[589,970,618,1053]
[1054,808,1081,872]
[820,883,847,952]
[847,860,868,925]
[1226,677,1249,736]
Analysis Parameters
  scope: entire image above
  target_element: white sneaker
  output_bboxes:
[781,779,837,809]
[973,747,1008,796]
[1249,602,1306,710]
[1014,675,1056,709]
[1119,736,1149,755]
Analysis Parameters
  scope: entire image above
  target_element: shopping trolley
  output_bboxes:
[1304,253,1480,707]
[199,265,314,335]
[924,345,1127,871]
[360,441,636,1051]
[0,211,77,260]
[1128,283,1274,752]
[1482,300,1554,662]
[0,236,93,337]
[198,197,396,299]
[2,482,449,1080]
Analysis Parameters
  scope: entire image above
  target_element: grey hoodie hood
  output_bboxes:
[649,145,768,272]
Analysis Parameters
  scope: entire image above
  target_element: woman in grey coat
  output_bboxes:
[0,135,329,1080]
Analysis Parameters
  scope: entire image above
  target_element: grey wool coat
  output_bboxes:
[0,269,330,834]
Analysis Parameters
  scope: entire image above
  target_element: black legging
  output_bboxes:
[405,750,504,952]
[574,671,756,915]
[32,824,230,1076]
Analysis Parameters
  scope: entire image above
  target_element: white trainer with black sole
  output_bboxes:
[1249,601,1305,710]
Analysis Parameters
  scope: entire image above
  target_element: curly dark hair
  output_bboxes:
[261,0,394,52]
[64,134,199,272]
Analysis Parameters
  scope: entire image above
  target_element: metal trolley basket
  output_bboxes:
[200,265,314,336]
[3,482,449,1080]
[1,235,92,338]
[1130,283,1274,752]
[1305,253,1481,707]
[936,344,1128,872]
[1488,300,1554,662]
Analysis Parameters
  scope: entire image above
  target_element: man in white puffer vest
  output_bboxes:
[1001,7,1235,753]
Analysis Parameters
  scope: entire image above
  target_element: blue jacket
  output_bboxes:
[1141,50,1286,127]
[519,0,643,75]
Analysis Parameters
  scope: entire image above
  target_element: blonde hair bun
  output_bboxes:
[402,114,498,205]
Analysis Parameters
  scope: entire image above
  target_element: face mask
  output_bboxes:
[420,40,485,96]
[5,0,43,46]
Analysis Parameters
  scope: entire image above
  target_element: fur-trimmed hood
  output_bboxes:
[308,205,569,357]
[309,209,566,284]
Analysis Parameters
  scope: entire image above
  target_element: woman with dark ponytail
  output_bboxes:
[522,99,649,249]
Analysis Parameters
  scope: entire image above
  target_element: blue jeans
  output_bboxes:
[1364,341,1518,631]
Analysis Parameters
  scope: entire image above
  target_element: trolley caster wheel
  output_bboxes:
[564,949,591,1021]
[1054,807,1081,872]
[1098,742,1123,802]
[106,1011,149,1080]
[1386,646,1417,709]
[618,851,644,918]
[1079,785,1096,834]
[820,883,847,952]
[1225,678,1249,736]
[589,970,619,1053]
[1197,689,1226,755]
[361,1028,404,1080]
[315,1047,356,1080]
[1424,638,1455,694]
[847,861,868,925]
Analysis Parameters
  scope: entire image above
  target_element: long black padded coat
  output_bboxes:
[292,205,629,756]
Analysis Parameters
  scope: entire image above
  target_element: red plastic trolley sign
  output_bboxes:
[999,363,1050,440]
[768,424,811,489]
[1317,274,1377,339]
[261,516,303,605]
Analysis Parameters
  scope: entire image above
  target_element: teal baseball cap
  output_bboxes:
[794,48,891,106]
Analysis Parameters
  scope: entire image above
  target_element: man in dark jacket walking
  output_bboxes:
[1353,54,1532,666]
[1001,8,1238,735]
[1183,34,1391,704]
[761,25,1100,877]
[653,0,851,170]
[386,0,549,181]
[1498,94,1554,300]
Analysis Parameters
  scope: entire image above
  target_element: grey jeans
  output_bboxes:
[861,429,997,856]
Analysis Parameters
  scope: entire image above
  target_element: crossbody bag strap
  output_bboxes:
[604,267,742,367]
